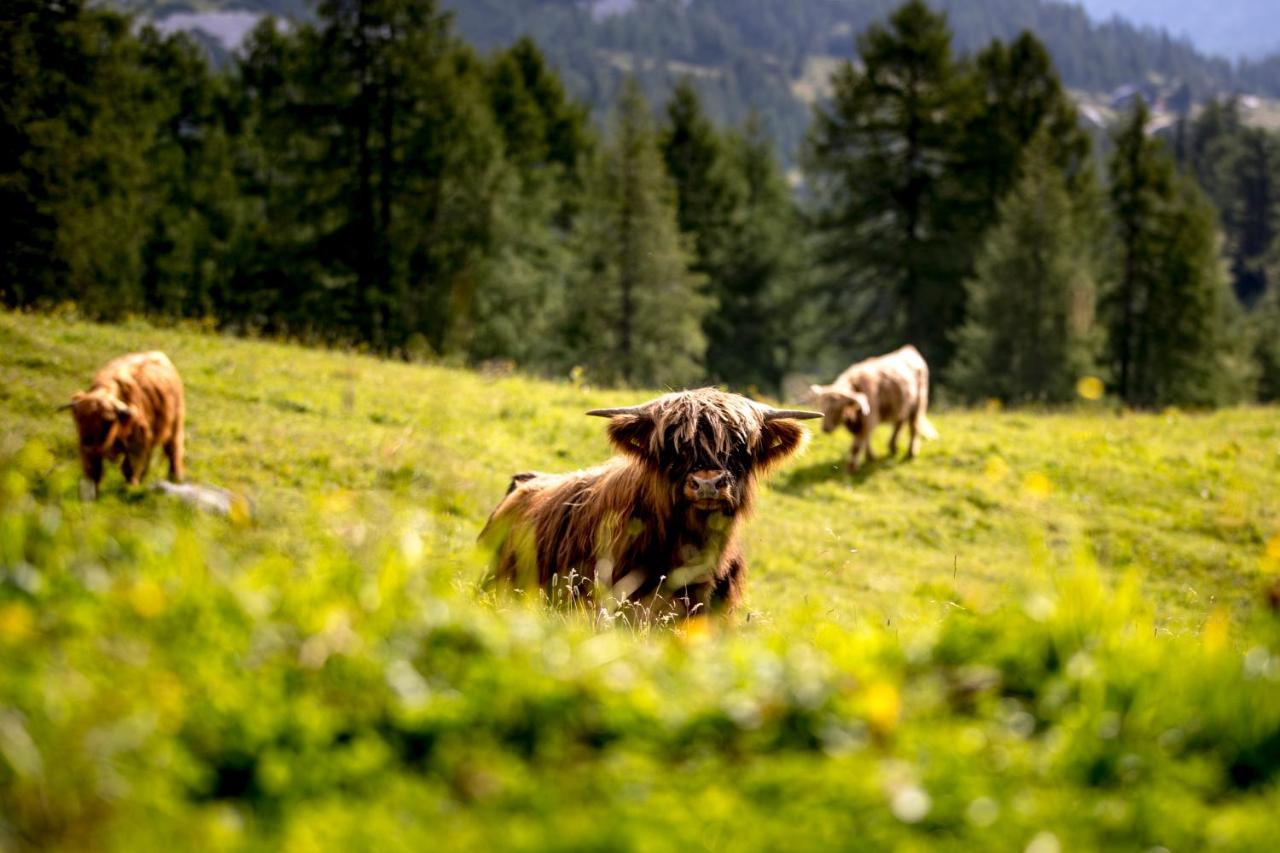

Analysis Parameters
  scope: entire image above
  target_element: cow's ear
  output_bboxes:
[755,418,807,469]
[113,401,132,423]
[808,384,824,399]
[605,413,656,462]
[851,392,871,417]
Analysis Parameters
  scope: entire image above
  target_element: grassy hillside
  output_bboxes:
[3,310,1280,849]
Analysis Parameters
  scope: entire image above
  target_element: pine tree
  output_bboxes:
[949,134,1100,403]
[660,80,741,275]
[1108,99,1171,405]
[962,32,1093,229]
[1,1,159,316]
[471,38,592,370]
[659,81,754,385]
[136,27,240,320]
[806,0,975,370]
[1107,100,1240,408]
[715,115,807,393]
[1142,178,1242,407]
[1253,244,1280,401]
[1182,98,1279,307]
[235,0,508,353]
[1228,127,1277,305]
[566,79,708,387]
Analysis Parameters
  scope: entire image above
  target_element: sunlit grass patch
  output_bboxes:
[2,311,1279,848]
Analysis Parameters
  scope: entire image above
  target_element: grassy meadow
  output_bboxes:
[2,309,1280,850]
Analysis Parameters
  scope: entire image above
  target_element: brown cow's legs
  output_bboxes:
[125,448,151,486]
[165,424,185,483]
[888,421,903,456]
[907,408,921,458]
[81,452,103,500]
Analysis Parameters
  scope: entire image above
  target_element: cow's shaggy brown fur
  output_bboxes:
[67,351,185,498]
[481,389,817,618]
[810,345,937,472]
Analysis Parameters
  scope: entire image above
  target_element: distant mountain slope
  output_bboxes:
[1077,1,1280,61]
[115,0,1280,159]
[438,0,1279,156]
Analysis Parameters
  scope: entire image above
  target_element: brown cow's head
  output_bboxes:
[67,390,133,455]
[809,384,870,434]
[588,389,819,514]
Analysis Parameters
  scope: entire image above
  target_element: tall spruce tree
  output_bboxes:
[661,82,795,390]
[566,79,708,387]
[1,0,159,315]
[234,0,509,353]
[962,32,1093,228]
[949,134,1100,403]
[1253,244,1280,401]
[1183,99,1279,306]
[1229,127,1277,305]
[470,38,591,369]
[1108,99,1171,405]
[1108,100,1239,407]
[715,115,807,393]
[806,0,975,371]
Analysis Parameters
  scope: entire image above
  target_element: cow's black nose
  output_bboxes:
[689,470,729,498]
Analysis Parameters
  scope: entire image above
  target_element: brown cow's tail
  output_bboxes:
[917,414,939,441]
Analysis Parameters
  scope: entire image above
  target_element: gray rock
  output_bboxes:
[151,481,250,518]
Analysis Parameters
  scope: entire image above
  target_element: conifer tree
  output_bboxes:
[962,32,1093,228]
[949,134,1100,403]
[1107,100,1239,407]
[566,79,708,387]
[471,38,591,369]
[1253,245,1280,401]
[660,80,741,279]
[806,0,974,370]
[715,115,807,393]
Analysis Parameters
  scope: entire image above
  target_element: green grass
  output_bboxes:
[3,309,1280,850]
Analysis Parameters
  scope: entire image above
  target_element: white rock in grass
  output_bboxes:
[152,481,250,518]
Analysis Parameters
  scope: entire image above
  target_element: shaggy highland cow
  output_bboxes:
[65,351,185,498]
[481,389,819,618]
[810,345,937,472]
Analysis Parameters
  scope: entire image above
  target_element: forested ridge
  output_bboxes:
[117,0,1280,161]
[5,0,1280,407]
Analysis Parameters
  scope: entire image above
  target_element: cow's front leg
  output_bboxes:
[846,436,863,472]
[125,445,151,486]
[888,420,903,456]
[80,452,103,500]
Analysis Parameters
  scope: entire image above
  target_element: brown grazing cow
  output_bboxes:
[481,389,820,618]
[809,344,937,472]
[65,351,185,498]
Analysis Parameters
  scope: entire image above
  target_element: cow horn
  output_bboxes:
[585,406,646,418]
[764,408,823,421]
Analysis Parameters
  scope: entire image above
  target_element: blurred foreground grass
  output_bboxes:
[2,310,1280,850]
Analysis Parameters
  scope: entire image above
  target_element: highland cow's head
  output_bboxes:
[588,389,819,514]
[66,390,133,455]
[808,384,870,434]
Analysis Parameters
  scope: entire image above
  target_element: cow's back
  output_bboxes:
[95,351,183,442]
[839,346,926,419]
